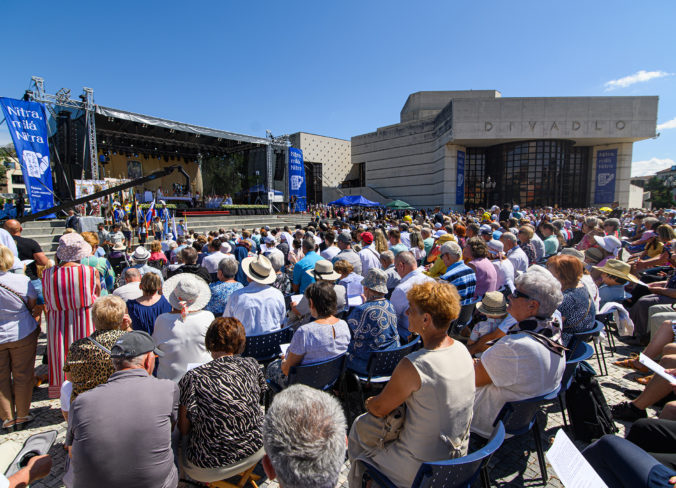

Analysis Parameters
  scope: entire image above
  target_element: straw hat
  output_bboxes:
[307,260,341,281]
[56,233,92,262]
[593,259,640,284]
[241,254,276,285]
[112,242,127,251]
[436,233,456,244]
[163,274,212,312]
[476,291,508,316]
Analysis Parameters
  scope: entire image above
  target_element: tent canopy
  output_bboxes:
[329,195,379,207]
[385,199,413,209]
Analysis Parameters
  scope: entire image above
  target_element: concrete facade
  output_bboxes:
[289,132,351,202]
[351,91,659,209]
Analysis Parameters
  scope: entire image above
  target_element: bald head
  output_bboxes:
[3,220,21,236]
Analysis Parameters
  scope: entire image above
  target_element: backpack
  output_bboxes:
[565,361,618,443]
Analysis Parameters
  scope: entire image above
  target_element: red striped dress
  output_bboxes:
[42,264,97,398]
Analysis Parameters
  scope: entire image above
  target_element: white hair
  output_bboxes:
[263,385,346,488]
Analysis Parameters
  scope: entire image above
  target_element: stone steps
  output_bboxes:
[22,214,314,258]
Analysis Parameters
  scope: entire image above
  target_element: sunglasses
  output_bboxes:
[510,289,534,301]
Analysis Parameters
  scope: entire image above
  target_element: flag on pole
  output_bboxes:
[172,212,178,240]
[145,200,155,231]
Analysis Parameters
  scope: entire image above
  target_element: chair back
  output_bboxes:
[365,336,421,379]
[411,422,506,488]
[596,312,614,327]
[568,320,604,351]
[242,326,294,363]
[109,256,129,276]
[561,341,594,392]
[493,385,560,436]
[288,353,346,391]
[148,259,164,271]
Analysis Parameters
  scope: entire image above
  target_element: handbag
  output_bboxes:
[354,405,406,449]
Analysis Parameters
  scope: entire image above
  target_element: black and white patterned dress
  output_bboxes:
[179,356,266,468]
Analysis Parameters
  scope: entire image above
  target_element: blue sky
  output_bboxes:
[1,0,675,177]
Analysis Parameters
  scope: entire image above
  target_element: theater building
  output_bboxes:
[349,90,659,209]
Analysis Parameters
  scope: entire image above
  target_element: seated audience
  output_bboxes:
[594,259,636,307]
[262,385,347,488]
[127,272,172,335]
[471,267,565,437]
[487,239,515,293]
[346,268,400,374]
[439,241,477,305]
[466,291,517,355]
[379,250,400,295]
[334,259,363,301]
[223,254,286,335]
[121,246,163,284]
[148,239,168,265]
[390,251,434,341]
[267,281,350,389]
[113,268,144,302]
[348,280,474,487]
[153,274,214,381]
[464,237,498,297]
[178,317,266,482]
[291,260,347,326]
[268,251,291,295]
[166,246,212,283]
[547,254,596,346]
[66,331,178,488]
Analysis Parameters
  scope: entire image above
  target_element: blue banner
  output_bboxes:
[0,98,55,217]
[594,149,617,204]
[288,147,307,212]
[456,150,465,205]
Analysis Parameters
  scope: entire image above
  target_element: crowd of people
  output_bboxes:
[1,201,676,487]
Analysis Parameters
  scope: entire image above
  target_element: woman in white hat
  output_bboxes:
[345,268,400,375]
[152,274,214,382]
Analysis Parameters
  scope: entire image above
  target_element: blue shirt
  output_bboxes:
[346,299,400,374]
[389,243,408,257]
[598,284,628,308]
[440,261,477,306]
[292,251,323,293]
[205,281,244,316]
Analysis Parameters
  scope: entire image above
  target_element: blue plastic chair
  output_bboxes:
[558,341,594,428]
[570,321,608,376]
[487,385,561,483]
[348,336,421,407]
[284,353,347,392]
[360,421,506,488]
[241,326,294,364]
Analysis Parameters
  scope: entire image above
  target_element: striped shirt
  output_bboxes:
[440,261,477,305]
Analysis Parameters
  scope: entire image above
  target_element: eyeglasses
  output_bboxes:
[510,289,534,301]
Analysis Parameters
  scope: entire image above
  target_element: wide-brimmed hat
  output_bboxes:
[560,247,584,262]
[241,254,276,285]
[477,291,508,316]
[593,259,640,284]
[361,268,388,294]
[112,242,127,251]
[307,259,341,281]
[56,233,92,262]
[131,246,150,262]
[163,273,212,312]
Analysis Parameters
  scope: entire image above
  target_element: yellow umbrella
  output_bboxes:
[599,207,612,212]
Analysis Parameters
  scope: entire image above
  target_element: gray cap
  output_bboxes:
[361,268,388,294]
[110,331,164,358]
[337,231,352,244]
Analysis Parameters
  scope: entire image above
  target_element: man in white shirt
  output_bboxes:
[500,232,528,275]
[399,223,411,248]
[113,269,143,302]
[320,232,340,261]
[202,238,233,277]
[358,232,381,276]
[223,254,286,335]
[389,251,434,340]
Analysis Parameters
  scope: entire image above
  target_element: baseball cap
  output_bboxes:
[110,331,164,358]
[337,231,352,243]
[361,232,374,245]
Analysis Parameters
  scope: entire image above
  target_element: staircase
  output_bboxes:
[21,213,315,259]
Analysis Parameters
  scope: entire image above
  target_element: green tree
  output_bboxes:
[645,176,674,209]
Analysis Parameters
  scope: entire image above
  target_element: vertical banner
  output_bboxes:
[594,149,617,204]
[456,150,465,205]
[0,97,55,217]
[288,147,307,212]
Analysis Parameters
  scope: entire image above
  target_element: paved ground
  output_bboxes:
[1,327,653,487]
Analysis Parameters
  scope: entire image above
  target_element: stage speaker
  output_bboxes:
[274,151,285,181]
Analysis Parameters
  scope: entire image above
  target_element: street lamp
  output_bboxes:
[480,176,497,208]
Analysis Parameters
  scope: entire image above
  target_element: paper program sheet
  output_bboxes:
[546,429,607,488]
[639,353,676,384]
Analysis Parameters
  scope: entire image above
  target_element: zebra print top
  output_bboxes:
[179,355,266,468]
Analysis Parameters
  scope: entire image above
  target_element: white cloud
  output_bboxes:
[657,117,676,131]
[604,70,671,91]
[632,157,675,177]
